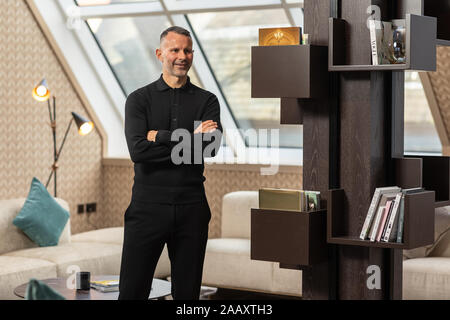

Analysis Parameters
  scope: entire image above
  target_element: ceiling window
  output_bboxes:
[188,9,303,148]
[86,15,201,95]
[76,0,155,6]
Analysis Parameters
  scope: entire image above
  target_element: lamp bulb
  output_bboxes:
[36,85,48,97]
[79,122,94,135]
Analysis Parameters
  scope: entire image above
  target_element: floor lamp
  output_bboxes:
[32,78,94,198]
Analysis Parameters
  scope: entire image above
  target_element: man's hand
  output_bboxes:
[194,120,218,134]
[147,130,158,142]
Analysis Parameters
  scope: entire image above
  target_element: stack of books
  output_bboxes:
[359,186,424,243]
[90,279,119,292]
[259,188,321,212]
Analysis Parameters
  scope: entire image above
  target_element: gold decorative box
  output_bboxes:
[258,27,302,46]
[258,188,305,211]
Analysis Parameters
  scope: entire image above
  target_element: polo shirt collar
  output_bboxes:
[156,74,193,93]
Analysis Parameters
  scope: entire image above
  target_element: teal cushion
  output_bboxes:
[25,278,65,300]
[13,177,69,247]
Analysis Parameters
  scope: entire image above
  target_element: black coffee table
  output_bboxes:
[14,275,171,300]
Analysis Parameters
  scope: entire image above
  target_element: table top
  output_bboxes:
[14,275,171,300]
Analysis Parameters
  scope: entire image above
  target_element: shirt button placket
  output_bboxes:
[171,89,179,131]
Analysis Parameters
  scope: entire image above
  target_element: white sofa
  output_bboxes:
[0,198,170,300]
[202,191,450,300]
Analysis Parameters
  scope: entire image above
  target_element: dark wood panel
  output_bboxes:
[388,249,403,300]
[302,0,335,300]
[403,191,435,249]
[394,157,422,189]
[391,71,405,159]
[280,98,303,125]
[408,14,437,72]
[337,0,394,300]
[341,0,373,65]
[250,209,328,266]
[251,45,328,99]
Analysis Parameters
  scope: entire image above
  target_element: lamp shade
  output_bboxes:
[71,112,94,136]
[32,79,50,102]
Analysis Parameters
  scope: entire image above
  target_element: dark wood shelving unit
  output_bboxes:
[329,14,437,71]
[251,44,328,98]
[251,208,327,267]
[249,0,446,300]
[327,188,435,250]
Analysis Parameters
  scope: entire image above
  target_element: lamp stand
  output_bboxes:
[44,96,74,198]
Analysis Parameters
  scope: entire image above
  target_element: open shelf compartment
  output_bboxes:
[251,44,328,98]
[329,14,437,71]
[327,188,435,250]
[405,155,450,208]
[251,208,327,267]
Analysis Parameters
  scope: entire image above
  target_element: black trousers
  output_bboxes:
[118,198,211,300]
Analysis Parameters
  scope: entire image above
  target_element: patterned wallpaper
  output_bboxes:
[0,0,104,234]
[100,160,303,238]
[0,0,303,238]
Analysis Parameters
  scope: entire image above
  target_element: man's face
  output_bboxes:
[156,32,193,78]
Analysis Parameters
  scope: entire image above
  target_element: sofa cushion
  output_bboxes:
[429,228,450,258]
[221,191,258,239]
[12,178,70,247]
[71,227,124,245]
[272,264,302,296]
[403,206,450,259]
[403,257,450,300]
[71,227,170,279]
[202,238,274,292]
[4,242,122,277]
[0,255,57,300]
[0,198,71,255]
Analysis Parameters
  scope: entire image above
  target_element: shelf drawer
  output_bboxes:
[251,208,327,266]
[251,45,328,98]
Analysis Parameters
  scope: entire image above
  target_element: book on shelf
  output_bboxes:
[258,188,320,212]
[381,192,402,242]
[305,191,321,211]
[369,205,386,242]
[361,186,425,243]
[376,200,393,242]
[360,186,401,240]
[368,192,398,242]
[396,187,424,243]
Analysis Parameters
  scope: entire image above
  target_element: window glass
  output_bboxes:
[86,16,201,95]
[76,0,155,6]
[188,9,303,148]
[404,71,442,154]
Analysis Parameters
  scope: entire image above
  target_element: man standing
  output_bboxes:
[118,26,222,300]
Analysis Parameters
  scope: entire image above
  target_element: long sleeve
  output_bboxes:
[125,92,172,163]
[155,93,223,160]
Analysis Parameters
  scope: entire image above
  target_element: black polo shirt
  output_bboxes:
[124,74,223,204]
